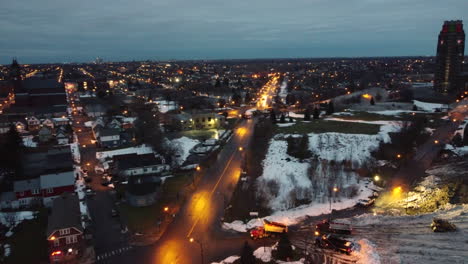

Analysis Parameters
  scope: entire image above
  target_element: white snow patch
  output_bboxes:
[289,112,304,119]
[413,100,445,112]
[3,244,11,257]
[22,136,37,147]
[254,246,273,262]
[84,121,94,127]
[445,144,468,156]
[0,211,35,228]
[354,239,381,264]
[170,137,199,165]
[210,256,240,264]
[277,123,295,127]
[5,230,13,237]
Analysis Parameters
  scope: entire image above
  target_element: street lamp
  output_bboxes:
[329,187,339,219]
[434,140,439,144]
[196,166,201,172]
[396,154,402,159]
[189,237,204,264]
[374,175,380,182]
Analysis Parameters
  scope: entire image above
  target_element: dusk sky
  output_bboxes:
[1,0,466,64]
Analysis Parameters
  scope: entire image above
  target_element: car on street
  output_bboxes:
[315,234,354,255]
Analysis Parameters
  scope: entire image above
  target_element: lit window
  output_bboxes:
[32,189,40,195]
[47,188,53,194]
[66,235,77,244]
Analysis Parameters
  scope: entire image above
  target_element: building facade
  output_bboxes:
[434,20,465,94]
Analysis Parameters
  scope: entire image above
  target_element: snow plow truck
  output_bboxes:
[250,219,288,239]
[314,219,352,236]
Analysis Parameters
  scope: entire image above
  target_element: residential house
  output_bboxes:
[113,153,170,179]
[56,130,69,145]
[11,147,75,208]
[42,118,55,129]
[26,116,41,130]
[47,194,84,263]
[13,178,42,208]
[53,117,69,126]
[38,126,53,142]
[94,127,121,148]
[14,120,26,133]
[169,112,226,131]
[84,104,107,117]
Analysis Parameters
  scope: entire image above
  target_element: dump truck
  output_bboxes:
[315,234,354,255]
[314,219,352,236]
[250,219,287,239]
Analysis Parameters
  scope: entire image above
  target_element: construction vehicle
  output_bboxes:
[431,218,456,232]
[315,219,352,236]
[250,219,288,239]
[315,234,354,255]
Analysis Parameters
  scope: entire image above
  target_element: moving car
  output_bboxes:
[315,234,354,255]
[315,219,352,236]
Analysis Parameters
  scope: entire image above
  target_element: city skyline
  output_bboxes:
[1,0,467,64]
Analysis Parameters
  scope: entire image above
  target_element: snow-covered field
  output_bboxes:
[344,204,468,264]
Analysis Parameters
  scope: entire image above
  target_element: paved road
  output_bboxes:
[68,90,131,262]
[392,99,468,188]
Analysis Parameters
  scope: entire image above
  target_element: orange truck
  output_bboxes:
[250,219,288,239]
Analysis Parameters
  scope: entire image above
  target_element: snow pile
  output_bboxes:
[170,137,199,165]
[155,100,178,113]
[277,123,295,127]
[279,80,288,100]
[84,121,94,127]
[210,256,240,264]
[254,246,273,262]
[70,142,81,163]
[289,112,304,119]
[3,244,11,257]
[258,139,310,210]
[224,180,374,231]
[96,144,154,161]
[445,144,468,156]
[0,211,35,228]
[354,239,381,264]
[22,136,37,147]
[413,100,445,112]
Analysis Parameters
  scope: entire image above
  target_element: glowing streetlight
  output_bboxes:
[396,154,402,159]
[164,206,169,212]
[332,187,338,192]
[434,140,439,144]
[196,166,201,171]
[238,146,243,151]
[374,175,380,182]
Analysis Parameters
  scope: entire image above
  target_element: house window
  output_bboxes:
[54,238,60,247]
[66,235,77,244]
[47,188,54,194]
[32,189,40,195]
[20,199,28,205]
[59,228,70,235]
[143,168,148,172]
[19,191,25,196]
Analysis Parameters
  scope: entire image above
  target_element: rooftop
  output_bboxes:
[47,193,82,236]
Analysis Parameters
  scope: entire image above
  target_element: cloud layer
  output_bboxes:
[1,0,466,63]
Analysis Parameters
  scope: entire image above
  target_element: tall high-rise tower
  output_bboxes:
[434,20,465,94]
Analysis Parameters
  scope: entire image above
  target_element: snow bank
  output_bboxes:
[84,121,94,127]
[445,144,468,156]
[70,142,81,163]
[96,144,154,161]
[22,136,37,147]
[211,256,240,264]
[369,110,422,116]
[170,137,199,165]
[0,211,35,228]
[224,180,374,231]
[413,100,445,112]
[354,239,381,264]
[254,246,273,262]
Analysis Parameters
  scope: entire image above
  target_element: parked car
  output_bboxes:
[111,209,119,217]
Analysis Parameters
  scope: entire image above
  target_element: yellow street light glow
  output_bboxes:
[238,147,243,151]
[189,237,194,243]
[164,206,169,212]
[392,186,402,196]
[374,175,380,182]
[434,140,439,144]
[196,166,201,171]
[333,187,338,192]
[397,154,402,159]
